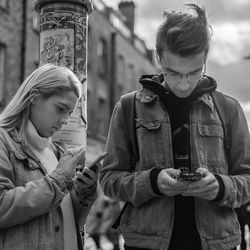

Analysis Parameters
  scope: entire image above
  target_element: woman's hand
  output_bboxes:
[56,147,86,178]
[70,153,107,226]
[75,152,108,189]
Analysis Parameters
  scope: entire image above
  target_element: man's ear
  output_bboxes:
[154,50,161,66]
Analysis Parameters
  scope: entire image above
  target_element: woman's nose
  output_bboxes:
[61,119,68,125]
[59,116,69,126]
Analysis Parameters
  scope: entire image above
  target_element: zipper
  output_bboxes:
[189,102,195,173]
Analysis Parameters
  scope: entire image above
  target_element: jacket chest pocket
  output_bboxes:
[136,118,169,167]
[10,151,43,185]
[197,123,227,172]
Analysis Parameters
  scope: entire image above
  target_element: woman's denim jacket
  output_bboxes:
[0,128,96,250]
[100,88,250,250]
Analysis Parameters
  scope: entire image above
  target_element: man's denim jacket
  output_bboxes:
[100,88,250,250]
[0,128,96,250]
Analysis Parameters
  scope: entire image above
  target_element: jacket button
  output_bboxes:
[55,225,60,232]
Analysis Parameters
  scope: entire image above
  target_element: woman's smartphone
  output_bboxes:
[83,152,108,175]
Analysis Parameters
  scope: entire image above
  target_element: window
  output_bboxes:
[97,38,108,76]
[128,64,136,90]
[0,0,8,9]
[34,60,39,68]
[117,54,125,85]
[96,97,106,135]
[0,44,6,106]
[116,55,126,98]
[116,84,124,100]
[33,13,40,32]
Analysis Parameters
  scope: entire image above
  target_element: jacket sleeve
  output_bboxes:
[215,97,250,208]
[99,101,159,208]
[52,141,97,228]
[0,136,71,229]
[71,180,97,228]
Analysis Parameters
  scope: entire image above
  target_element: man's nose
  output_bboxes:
[178,78,190,91]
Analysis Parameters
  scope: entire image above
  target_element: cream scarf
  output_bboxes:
[25,120,78,250]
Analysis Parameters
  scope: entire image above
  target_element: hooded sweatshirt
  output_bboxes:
[139,74,223,250]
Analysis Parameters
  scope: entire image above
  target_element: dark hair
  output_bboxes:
[156,4,211,58]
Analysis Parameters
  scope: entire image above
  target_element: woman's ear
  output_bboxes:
[29,89,40,105]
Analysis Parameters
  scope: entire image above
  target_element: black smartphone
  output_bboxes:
[82,152,108,176]
[176,167,203,181]
[177,172,202,181]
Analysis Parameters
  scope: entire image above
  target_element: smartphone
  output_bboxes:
[177,172,202,181]
[82,152,108,177]
[176,167,203,181]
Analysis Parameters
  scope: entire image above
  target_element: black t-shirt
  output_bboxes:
[164,93,201,250]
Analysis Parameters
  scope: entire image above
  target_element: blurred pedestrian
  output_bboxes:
[86,185,121,250]
[236,202,250,250]
[100,197,121,250]
[100,3,250,250]
[86,185,106,250]
[0,63,106,250]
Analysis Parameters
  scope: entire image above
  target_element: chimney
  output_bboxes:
[118,1,135,33]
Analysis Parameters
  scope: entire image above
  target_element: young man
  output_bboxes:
[99,4,250,250]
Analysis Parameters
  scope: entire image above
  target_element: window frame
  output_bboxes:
[97,38,108,77]
[0,43,6,107]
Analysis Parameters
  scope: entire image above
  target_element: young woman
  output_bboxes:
[0,63,104,250]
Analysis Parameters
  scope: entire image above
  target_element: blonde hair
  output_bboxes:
[0,63,82,135]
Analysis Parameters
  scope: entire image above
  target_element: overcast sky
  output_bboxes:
[102,0,250,126]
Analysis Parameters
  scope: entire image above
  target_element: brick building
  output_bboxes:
[0,0,158,156]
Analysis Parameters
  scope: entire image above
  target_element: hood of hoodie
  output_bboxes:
[139,73,217,99]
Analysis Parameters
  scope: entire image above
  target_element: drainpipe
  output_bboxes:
[110,31,117,118]
[20,0,27,83]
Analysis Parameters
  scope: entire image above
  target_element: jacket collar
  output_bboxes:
[140,88,159,103]
[139,87,215,111]
[9,129,23,143]
[9,129,41,164]
[198,94,215,111]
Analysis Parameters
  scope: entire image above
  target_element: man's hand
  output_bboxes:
[157,168,190,196]
[181,168,219,200]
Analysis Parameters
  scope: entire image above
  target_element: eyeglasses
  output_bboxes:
[163,70,204,83]
[162,64,206,84]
